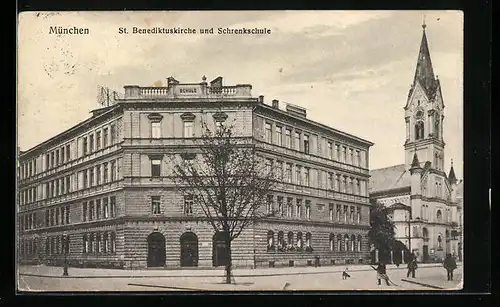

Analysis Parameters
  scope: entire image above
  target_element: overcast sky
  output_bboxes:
[18,10,463,178]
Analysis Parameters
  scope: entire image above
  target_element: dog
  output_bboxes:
[342,268,351,280]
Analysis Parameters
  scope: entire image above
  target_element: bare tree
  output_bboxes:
[171,120,278,284]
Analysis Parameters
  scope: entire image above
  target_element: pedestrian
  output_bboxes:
[407,253,417,278]
[443,253,457,281]
[342,267,351,280]
[373,262,390,286]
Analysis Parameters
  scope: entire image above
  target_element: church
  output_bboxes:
[369,23,463,264]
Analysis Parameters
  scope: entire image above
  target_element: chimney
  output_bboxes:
[258,95,264,103]
[272,99,279,109]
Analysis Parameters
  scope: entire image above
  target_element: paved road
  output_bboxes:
[17,265,462,292]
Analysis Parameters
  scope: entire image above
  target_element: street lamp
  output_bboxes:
[62,233,69,276]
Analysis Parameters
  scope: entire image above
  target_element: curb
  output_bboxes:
[400,278,444,290]
[18,264,444,279]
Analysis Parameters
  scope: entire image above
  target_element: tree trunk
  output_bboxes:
[225,239,232,284]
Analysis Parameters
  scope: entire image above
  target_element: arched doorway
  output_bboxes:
[212,231,229,267]
[147,232,166,268]
[180,232,199,267]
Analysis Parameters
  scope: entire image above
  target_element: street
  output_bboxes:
[17,264,462,292]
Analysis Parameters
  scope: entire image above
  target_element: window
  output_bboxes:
[276,161,283,180]
[183,121,194,138]
[96,199,101,220]
[152,122,161,138]
[60,207,65,225]
[110,124,116,144]
[344,234,349,251]
[110,160,116,181]
[152,196,161,214]
[350,235,356,252]
[305,201,311,219]
[285,129,292,148]
[317,170,322,189]
[96,131,101,150]
[65,205,70,224]
[329,204,334,221]
[51,152,55,167]
[267,231,274,251]
[266,195,273,214]
[103,128,109,147]
[60,147,65,163]
[296,232,303,249]
[103,233,109,253]
[287,231,293,247]
[66,145,71,161]
[103,162,108,183]
[265,123,272,143]
[151,159,161,177]
[110,232,116,253]
[356,207,361,224]
[355,179,360,195]
[436,210,443,223]
[96,233,102,253]
[89,134,94,153]
[277,231,285,250]
[342,146,347,163]
[350,207,355,223]
[329,234,335,251]
[328,142,333,159]
[277,196,284,216]
[89,201,94,220]
[55,150,59,166]
[348,148,353,165]
[96,165,101,185]
[45,210,49,226]
[296,166,302,185]
[437,234,443,249]
[103,197,109,218]
[66,176,70,193]
[305,232,312,248]
[110,196,116,217]
[415,121,424,140]
[357,235,362,252]
[287,198,293,217]
[83,170,88,188]
[89,168,94,187]
[275,126,282,146]
[83,137,88,156]
[343,205,348,223]
[265,159,272,174]
[336,205,341,222]
[294,132,300,151]
[83,202,87,221]
[285,163,292,183]
[303,135,309,154]
[184,195,193,215]
[296,199,302,218]
[304,168,310,186]
[89,233,94,253]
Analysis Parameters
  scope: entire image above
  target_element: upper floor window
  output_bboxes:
[151,196,161,214]
[265,123,272,143]
[335,144,340,161]
[51,152,55,167]
[436,209,443,223]
[151,158,161,177]
[285,129,292,148]
[276,161,283,180]
[303,135,309,154]
[152,122,161,139]
[305,201,311,219]
[110,124,116,144]
[184,195,194,215]
[415,121,424,140]
[103,162,109,183]
[296,199,302,218]
[83,137,88,156]
[96,131,101,150]
[66,144,71,161]
[60,147,65,163]
[183,121,194,138]
[285,163,292,183]
[110,161,116,181]
[342,146,347,163]
[266,194,273,214]
[294,132,300,151]
[103,128,109,147]
[275,126,282,146]
[89,134,94,153]
[328,142,333,159]
[329,204,334,221]
[286,198,293,217]
[304,168,310,186]
[296,166,302,185]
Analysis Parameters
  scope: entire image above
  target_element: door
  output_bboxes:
[212,232,229,267]
[180,232,199,267]
[147,232,166,267]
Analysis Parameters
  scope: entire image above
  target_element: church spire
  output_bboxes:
[448,159,457,184]
[412,21,437,98]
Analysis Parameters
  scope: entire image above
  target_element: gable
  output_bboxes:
[405,81,430,110]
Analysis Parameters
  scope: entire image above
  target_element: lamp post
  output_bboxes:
[62,233,69,276]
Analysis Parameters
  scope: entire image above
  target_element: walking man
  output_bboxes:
[406,253,417,278]
[443,253,457,281]
[373,262,391,286]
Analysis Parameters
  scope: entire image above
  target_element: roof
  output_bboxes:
[369,164,411,194]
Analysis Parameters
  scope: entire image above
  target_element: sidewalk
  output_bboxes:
[18,262,452,279]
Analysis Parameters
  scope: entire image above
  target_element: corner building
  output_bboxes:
[17,76,373,269]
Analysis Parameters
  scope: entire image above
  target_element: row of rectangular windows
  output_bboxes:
[82,196,117,221]
[80,160,118,189]
[19,121,118,181]
[268,231,363,253]
[266,159,368,196]
[82,232,117,254]
[19,212,36,231]
[264,122,367,168]
[45,205,71,227]
[150,115,225,139]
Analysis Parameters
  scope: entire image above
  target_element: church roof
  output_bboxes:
[410,152,421,169]
[448,164,457,184]
[369,164,411,194]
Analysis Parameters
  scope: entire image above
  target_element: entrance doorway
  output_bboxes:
[180,232,199,267]
[147,232,166,267]
[212,232,229,267]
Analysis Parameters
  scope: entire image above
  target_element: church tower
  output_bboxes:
[404,22,446,171]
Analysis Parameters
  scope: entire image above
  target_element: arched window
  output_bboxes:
[267,230,274,251]
[415,121,424,140]
[89,233,95,253]
[350,235,356,252]
[103,232,109,253]
[83,234,88,253]
[305,232,312,248]
[337,234,342,251]
[434,117,440,138]
[436,210,443,223]
[111,232,116,253]
[437,234,443,249]
[277,231,284,251]
[287,231,293,247]
[344,234,349,251]
[329,233,334,252]
[357,235,362,252]
[296,232,303,249]
[422,227,429,239]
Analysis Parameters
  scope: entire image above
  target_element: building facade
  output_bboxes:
[368,24,463,263]
[17,76,373,269]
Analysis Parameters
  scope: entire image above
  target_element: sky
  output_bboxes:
[17,10,463,179]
